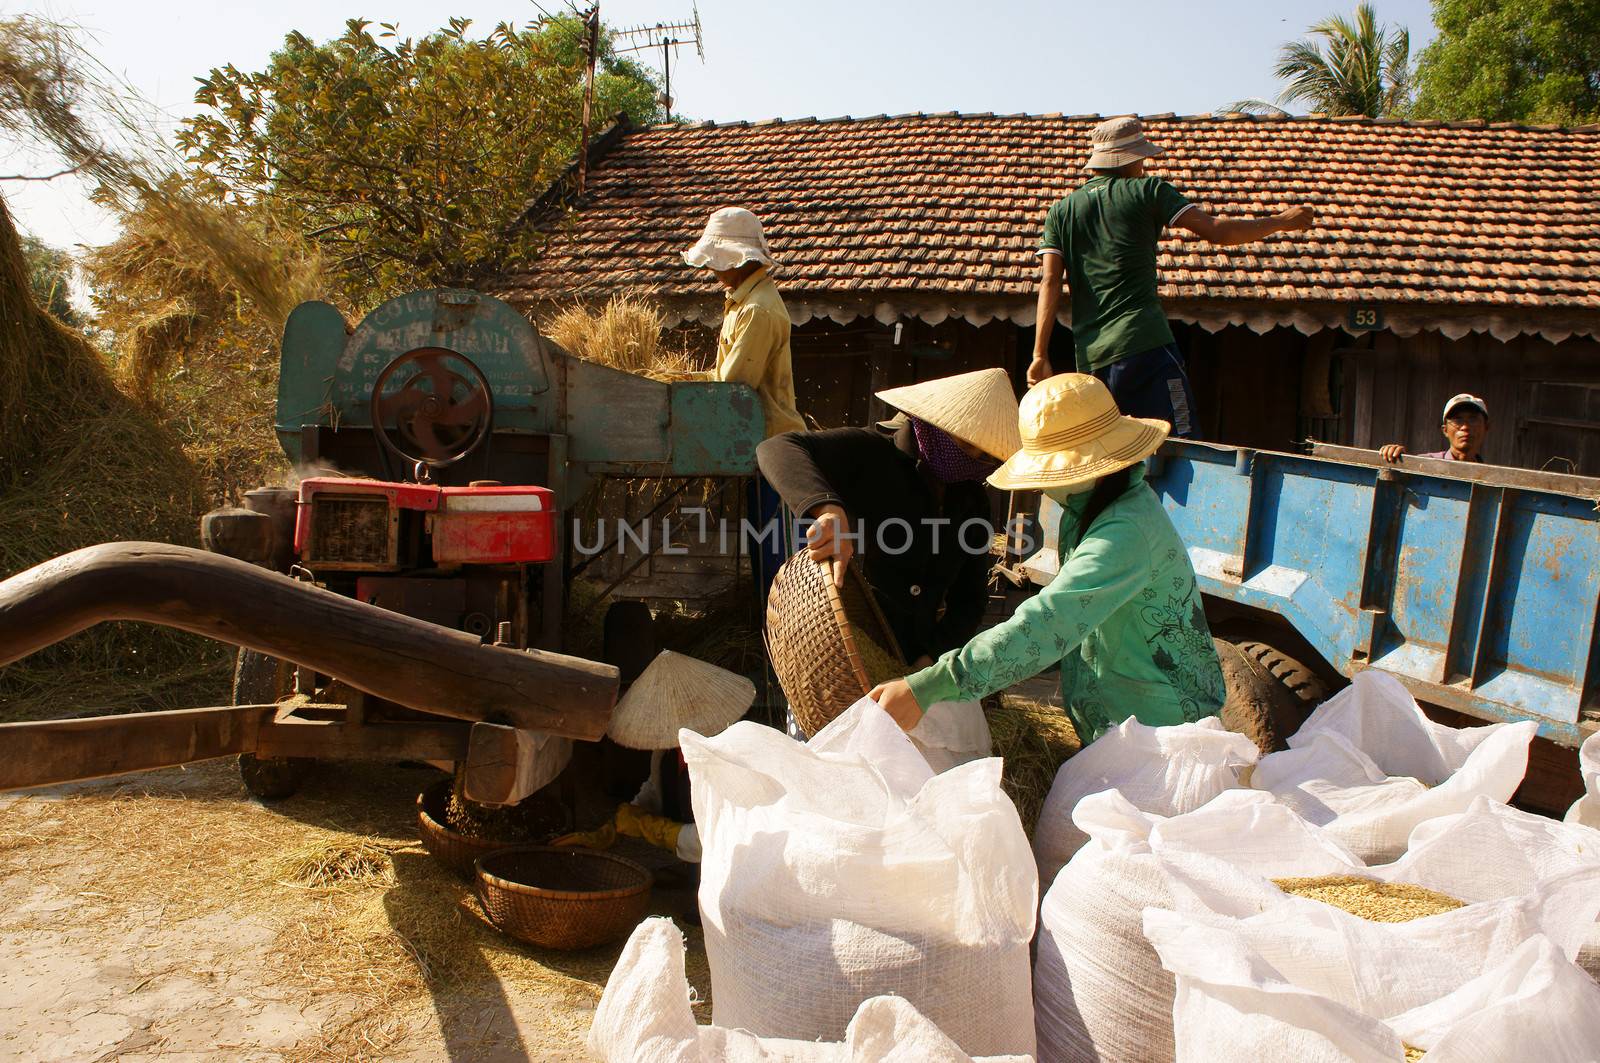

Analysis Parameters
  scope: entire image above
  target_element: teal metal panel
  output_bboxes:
[563,358,671,464]
[276,300,349,463]
[667,382,764,475]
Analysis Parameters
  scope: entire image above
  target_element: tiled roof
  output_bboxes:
[494,112,1600,339]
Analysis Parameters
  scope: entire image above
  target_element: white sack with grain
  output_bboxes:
[1250,671,1536,862]
[1033,788,1320,1063]
[1145,910,1600,1063]
[1031,716,1258,892]
[588,918,1032,1063]
[680,699,1037,1058]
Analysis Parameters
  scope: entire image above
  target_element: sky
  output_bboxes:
[6,0,1441,251]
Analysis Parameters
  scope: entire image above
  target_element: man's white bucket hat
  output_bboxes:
[1084,115,1164,171]
[682,206,775,271]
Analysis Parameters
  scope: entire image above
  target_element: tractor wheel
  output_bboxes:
[233,648,311,801]
[1214,637,1324,756]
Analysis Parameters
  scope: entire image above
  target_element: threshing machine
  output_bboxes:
[0,289,766,807]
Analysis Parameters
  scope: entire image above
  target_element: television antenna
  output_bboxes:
[609,4,705,116]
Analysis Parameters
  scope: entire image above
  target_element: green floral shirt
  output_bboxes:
[905,465,1224,743]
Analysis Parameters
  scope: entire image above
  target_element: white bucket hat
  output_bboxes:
[682,207,775,271]
[875,367,1023,461]
[607,651,756,750]
[1084,115,1164,171]
[988,373,1168,490]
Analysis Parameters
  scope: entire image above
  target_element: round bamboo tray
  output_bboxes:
[765,553,907,737]
[475,846,653,950]
[416,779,513,879]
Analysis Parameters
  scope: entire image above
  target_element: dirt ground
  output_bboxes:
[0,758,710,1062]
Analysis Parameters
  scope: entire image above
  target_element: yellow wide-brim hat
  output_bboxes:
[874,367,1023,461]
[988,373,1169,490]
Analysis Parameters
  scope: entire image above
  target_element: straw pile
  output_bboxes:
[0,190,227,721]
[544,294,707,381]
[988,686,1083,837]
[1272,875,1465,922]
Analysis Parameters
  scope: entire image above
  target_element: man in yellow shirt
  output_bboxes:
[683,207,805,437]
[683,207,805,594]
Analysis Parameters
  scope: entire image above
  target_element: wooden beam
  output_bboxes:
[254,717,470,761]
[0,705,270,792]
[0,542,619,740]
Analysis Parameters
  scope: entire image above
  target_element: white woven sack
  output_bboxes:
[1566,730,1599,830]
[589,918,1033,1063]
[1251,671,1536,862]
[1148,816,1600,1015]
[909,700,991,774]
[681,699,1037,1058]
[1400,795,1600,982]
[1034,787,1320,1063]
[1145,911,1600,1063]
[1032,716,1258,891]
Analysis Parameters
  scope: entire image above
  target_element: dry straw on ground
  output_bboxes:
[544,293,707,381]
[1272,875,1466,922]
[1,760,712,1061]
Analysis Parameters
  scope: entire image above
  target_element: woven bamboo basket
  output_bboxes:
[765,552,908,737]
[475,846,653,950]
[416,780,514,879]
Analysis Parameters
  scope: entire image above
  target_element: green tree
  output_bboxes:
[19,232,79,326]
[177,16,661,300]
[1412,0,1600,124]
[1225,3,1411,117]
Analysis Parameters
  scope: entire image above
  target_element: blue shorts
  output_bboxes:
[1093,342,1199,439]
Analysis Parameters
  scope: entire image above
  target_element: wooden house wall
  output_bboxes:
[1346,331,1600,475]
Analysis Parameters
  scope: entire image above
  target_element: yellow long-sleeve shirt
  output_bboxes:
[713,268,806,438]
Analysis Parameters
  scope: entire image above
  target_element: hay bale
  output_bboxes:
[1271,875,1465,923]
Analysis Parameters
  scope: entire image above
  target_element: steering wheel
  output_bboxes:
[370,347,494,472]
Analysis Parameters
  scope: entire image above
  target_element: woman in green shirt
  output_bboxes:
[870,373,1224,744]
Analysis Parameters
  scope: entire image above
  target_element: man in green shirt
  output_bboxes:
[870,372,1225,744]
[1028,116,1315,437]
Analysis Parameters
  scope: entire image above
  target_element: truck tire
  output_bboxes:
[1214,637,1322,755]
[233,648,310,801]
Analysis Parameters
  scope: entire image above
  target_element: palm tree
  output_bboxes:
[1223,3,1411,118]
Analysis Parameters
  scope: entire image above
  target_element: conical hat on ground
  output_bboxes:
[607,651,757,750]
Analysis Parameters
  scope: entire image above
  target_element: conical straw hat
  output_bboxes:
[607,651,757,750]
[875,368,1022,461]
[988,373,1168,490]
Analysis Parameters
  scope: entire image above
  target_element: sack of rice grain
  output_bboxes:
[1144,911,1600,1063]
[1249,671,1536,862]
[1566,730,1599,831]
[680,698,1037,1058]
[1146,798,1600,1017]
[1032,716,1258,891]
[590,917,1033,1063]
[908,699,992,774]
[1034,787,1315,1063]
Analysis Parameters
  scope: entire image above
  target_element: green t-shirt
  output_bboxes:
[1038,175,1193,370]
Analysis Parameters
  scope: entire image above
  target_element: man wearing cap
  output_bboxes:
[684,207,807,594]
[756,367,1022,669]
[1380,394,1490,464]
[870,373,1225,743]
[1027,116,1316,437]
